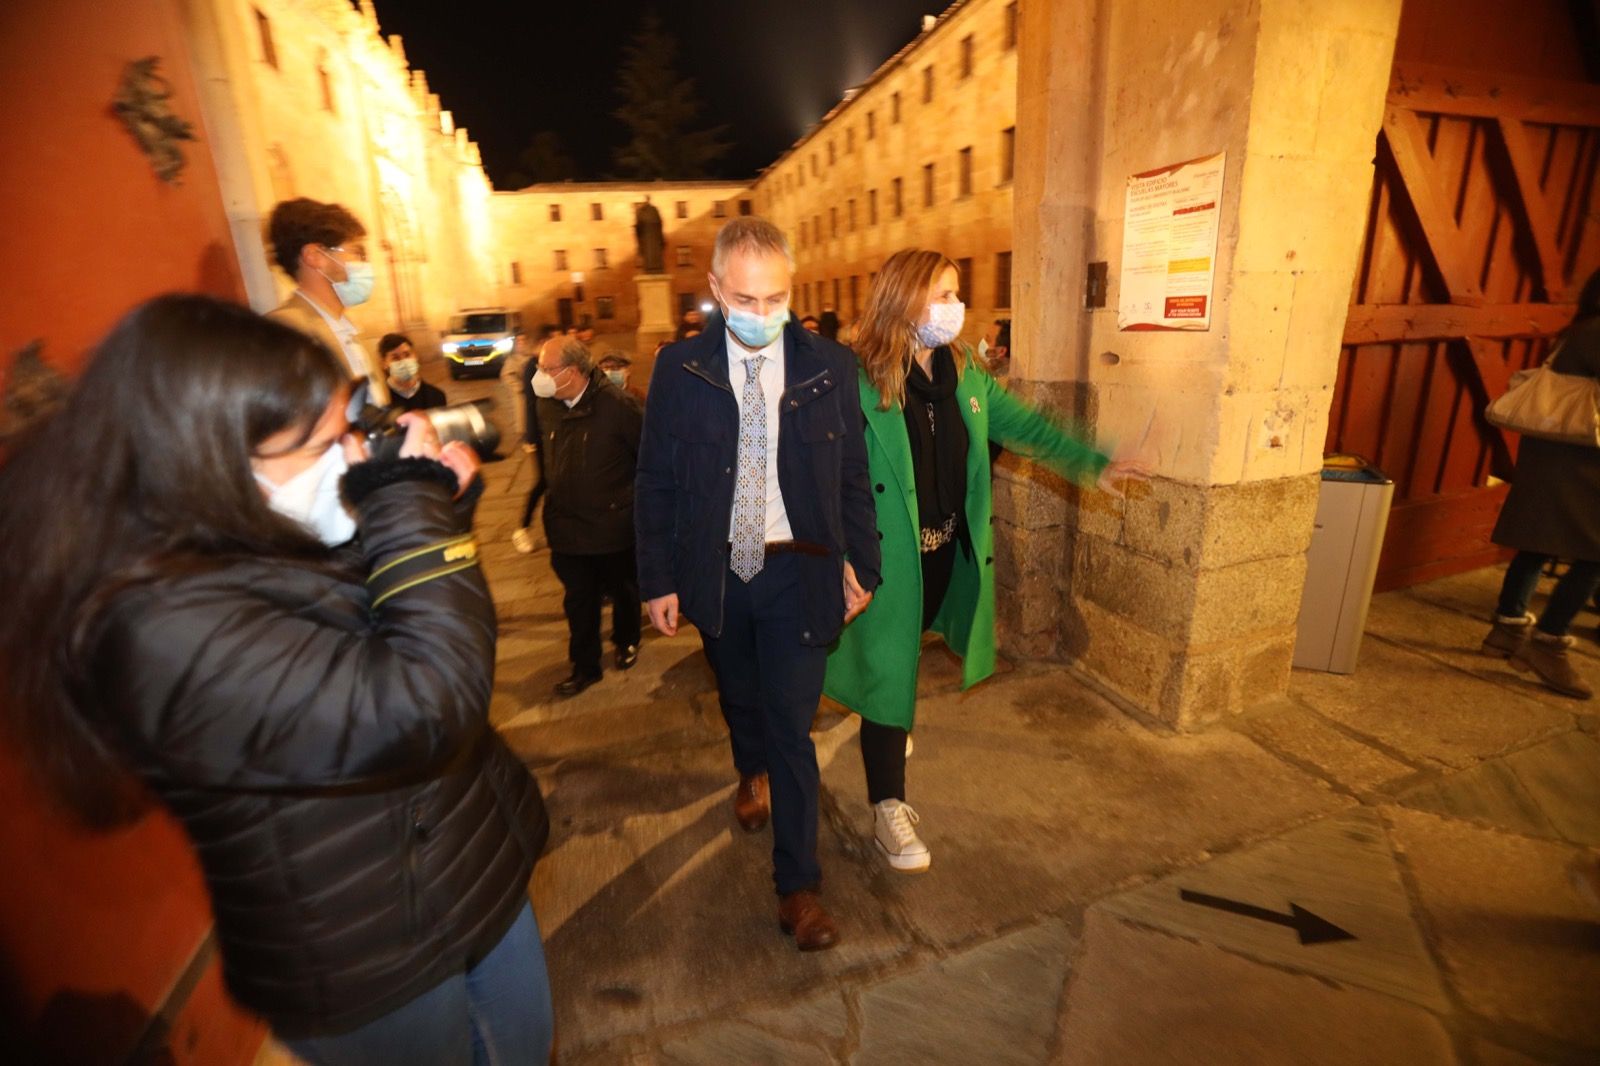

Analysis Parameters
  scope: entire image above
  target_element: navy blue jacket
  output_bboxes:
[635,318,881,644]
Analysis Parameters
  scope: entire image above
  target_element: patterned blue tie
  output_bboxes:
[730,354,767,582]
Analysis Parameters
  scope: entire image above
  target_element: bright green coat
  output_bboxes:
[823,351,1109,730]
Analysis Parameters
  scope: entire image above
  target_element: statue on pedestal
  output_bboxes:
[634,196,664,274]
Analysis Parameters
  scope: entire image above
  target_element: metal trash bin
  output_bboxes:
[1293,456,1394,674]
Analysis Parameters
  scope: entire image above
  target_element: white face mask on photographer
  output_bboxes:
[255,442,357,546]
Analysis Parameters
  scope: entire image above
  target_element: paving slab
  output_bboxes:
[1289,638,1574,771]
[1055,910,1458,1066]
[1384,806,1600,1051]
[657,1019,837,1065]
[1097,807,1449,1010]
[853,919,1075,1066]
[1398,731,1600,847]
[1233,696,1421,794]
[819,667,1344,949]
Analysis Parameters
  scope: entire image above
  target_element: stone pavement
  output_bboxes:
[266,370,1600,1064]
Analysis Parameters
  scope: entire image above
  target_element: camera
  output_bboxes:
[356,399,502,463]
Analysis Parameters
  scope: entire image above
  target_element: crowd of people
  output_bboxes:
[1,194,1595,1063]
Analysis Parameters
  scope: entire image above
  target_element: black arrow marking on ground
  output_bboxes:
[1178,888,1357,945]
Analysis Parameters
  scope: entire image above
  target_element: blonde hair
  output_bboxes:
[711,216,795,278]
[854,249,958,411]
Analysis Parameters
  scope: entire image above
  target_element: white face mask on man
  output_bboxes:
[255,442,357,546]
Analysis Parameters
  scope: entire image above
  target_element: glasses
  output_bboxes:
[325,243,369,262]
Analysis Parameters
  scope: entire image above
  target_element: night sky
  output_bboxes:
[372,0,949,187]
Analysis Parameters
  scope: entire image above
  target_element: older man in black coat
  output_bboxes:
[532,335,644,697]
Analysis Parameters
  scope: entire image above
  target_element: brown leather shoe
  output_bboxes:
[734,772,770,832]
[778,890,839,951]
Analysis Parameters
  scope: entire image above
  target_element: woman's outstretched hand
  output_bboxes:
[1098,456,1154,498]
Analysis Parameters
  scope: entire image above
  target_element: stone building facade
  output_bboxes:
[185,0,498,339]
[751,0,1020,342]
[491,183,751,333]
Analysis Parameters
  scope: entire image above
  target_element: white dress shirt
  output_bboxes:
[727,328,794,542]
[295,291,368,380]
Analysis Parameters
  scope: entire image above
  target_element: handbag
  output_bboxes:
[1484,341,1600,447]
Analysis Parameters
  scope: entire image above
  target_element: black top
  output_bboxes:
[388,380,447,412]
[902,346,968,552]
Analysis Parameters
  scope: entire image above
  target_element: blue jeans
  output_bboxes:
[284,903,553,1066]
[1495,551,1600,637]
[699,552,828,895]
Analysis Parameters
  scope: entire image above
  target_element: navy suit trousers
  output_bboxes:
[699,552,827,895]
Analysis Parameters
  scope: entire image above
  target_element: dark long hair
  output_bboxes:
[0,294,348,825]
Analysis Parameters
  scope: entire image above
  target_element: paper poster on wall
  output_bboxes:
[1117,151,1226,331]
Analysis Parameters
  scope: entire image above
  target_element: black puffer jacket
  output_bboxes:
[88,458,547,1038]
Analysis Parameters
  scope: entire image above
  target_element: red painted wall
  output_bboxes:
[0,2,265,1061]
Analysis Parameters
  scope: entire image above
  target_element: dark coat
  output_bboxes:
[634,318,881,645]
[388,379,448,412]
[88,459,546,1039]
[536,369,643,555]
[1493,317,1600,562]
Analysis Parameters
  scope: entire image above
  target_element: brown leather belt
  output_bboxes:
[727,539,831,558]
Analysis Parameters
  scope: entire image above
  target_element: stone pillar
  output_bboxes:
[1006,0,1402,729]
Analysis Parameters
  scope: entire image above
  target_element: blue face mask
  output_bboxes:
[724,303,788,349]
[318,250,375,308]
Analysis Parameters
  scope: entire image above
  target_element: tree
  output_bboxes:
[611,13,731,180]
[503,131,578,189]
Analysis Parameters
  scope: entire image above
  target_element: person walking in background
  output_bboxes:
[513,323,560,555]
[824,249,1149,873]
[380,332,447,412]
[0,296,551,1063]
[980,317,1011,377]
[1480,270,1600,699]
[635,217,879,951]
[598,350,646,402]
[532,335,644,697]
[265,197,390,407]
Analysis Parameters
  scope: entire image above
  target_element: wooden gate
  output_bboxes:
[1327,63,1600,590]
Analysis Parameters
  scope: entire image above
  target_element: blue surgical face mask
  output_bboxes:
[724,303,788,349]
[320,252,375,308]
[605,369,627,388]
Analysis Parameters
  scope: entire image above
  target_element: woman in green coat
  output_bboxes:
[824,249,1147,872]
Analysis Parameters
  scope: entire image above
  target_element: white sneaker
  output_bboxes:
[905,734,914,759]
[873,799,930,873]
[511,527,536,554]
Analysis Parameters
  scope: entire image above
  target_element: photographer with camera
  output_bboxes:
[0,296,552,1063]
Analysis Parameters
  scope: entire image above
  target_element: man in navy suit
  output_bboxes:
[635,217,880,951]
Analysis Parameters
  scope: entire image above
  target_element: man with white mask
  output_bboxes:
[266,197,390,407]
[634,217,880,951]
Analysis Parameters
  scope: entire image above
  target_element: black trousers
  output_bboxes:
[700,553,829,895]
[549,548,641,676]
[860,539,958,804]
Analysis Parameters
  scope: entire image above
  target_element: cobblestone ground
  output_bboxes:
[265,365,1600,1065]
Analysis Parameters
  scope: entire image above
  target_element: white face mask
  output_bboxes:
[531,366,564,399]
[255,442,356,546]
[389,357,420,382]
[977,338,988,359]
[917,300,966,348]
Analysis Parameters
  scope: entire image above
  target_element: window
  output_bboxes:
[957,258,973,307]
[923,163,935,207]
[848,199,856,231]
[814,213,822,241]
[892,177,904,218]
[961,34,974,78]
[554,249,568,270]
[868,188,878,225]
[799,220,807,248]
[846,127,855,154]
[594,248,608,269]
[509,261,522,285]
[922,66,933,103]
[255,8,277,69]
[892,91,901,124]
[549,203,562,222]
[739,199,753,216]
[832,278,841,311]
[849,275,860,316]
[811,154,819,177]
[830,206,838,238]
[590,202,603,221]
[995,251,1013,309]
[675,200,688,219]
[713,200,727,218]
[677,245,693,266]
[1005,2,1019,50]
[1000,127,1015,184]
[798,166,805,188]
[317,52,335,112]
[867,111,877,140]
[828,140,836,165]
[597,296,615,320]
[958,146,973,198]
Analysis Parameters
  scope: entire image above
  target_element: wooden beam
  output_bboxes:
[1343,303,1574,345]
[1381,108,1484,306]
[1463,335,1516,400]
[1494,118,1570,302]
[1390,62,1600,128]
